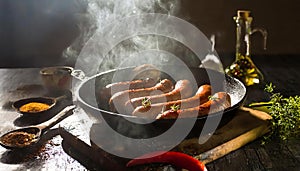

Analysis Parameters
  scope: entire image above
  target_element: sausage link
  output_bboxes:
[156,92,231,119]
[132,84,212,119]
[109,79,174,114]
[99,78,156,103]
[125,80,194,113]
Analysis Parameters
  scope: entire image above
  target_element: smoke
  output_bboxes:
[63,0,186,67]
[69,0,226,158]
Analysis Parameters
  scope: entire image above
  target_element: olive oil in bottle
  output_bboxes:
[225,10,267,86]
[225,54,263,86]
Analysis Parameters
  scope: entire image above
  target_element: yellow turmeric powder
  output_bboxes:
[19,102,50,113]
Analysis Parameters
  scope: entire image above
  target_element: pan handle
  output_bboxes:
[71,69,86,81]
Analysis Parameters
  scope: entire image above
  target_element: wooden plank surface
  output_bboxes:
[0,67,300,171]
[176,107,271,164]
[63,107,272,170]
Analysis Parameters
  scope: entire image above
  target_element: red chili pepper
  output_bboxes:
[126,151,207,171]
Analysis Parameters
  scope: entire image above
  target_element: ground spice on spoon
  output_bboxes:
[19,102,50,113]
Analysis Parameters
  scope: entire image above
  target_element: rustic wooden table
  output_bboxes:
[0,55,299,171]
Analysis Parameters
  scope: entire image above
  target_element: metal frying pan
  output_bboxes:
[76,66,246,139]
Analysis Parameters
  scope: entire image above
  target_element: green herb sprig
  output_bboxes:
[141,97,151,108]
[170,104,180,111]
[263,83,300,142]
[208,95,219,101]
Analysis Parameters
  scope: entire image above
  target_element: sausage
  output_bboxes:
[125,80,194,114]
[156,92,231,119]
[99,78,157,102]
[132,84,212,119]
[109,79,174,114]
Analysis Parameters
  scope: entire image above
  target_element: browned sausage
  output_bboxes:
[109,79,174,114]
[132,84,212,118]
[99,78,157,103]
[156,92,231,119]
[125,80,194,113]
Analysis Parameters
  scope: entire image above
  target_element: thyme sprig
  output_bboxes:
[208,95,219,101]
[170,104,180,111]
[260,83,300,142]
[141,97,151,107]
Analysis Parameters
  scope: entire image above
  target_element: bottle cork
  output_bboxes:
[237,10,251,18]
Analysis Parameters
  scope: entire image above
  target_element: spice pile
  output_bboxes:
[0,131,36,147]
[19,102,50,113]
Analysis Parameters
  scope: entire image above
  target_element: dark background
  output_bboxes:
[1,0,300,67]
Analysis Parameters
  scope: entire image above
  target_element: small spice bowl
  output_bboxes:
[12,96,62,116]
[40,66,73,92]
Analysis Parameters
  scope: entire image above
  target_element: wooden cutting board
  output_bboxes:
[175,107,272,164]
[61,107,272,170]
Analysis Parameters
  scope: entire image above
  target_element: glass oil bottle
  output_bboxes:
[225,10,267,86]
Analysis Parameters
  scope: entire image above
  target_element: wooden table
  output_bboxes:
[0,55,299,171]
[213,55,300,171]
[0,68,93,170]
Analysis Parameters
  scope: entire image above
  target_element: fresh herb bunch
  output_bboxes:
[264,83,300,141]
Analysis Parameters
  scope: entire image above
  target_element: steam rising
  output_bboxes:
[63,0,205,73]
[63,0,180,63]
[69,0,226,158]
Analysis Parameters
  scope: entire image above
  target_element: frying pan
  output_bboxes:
[76,66,246,139]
